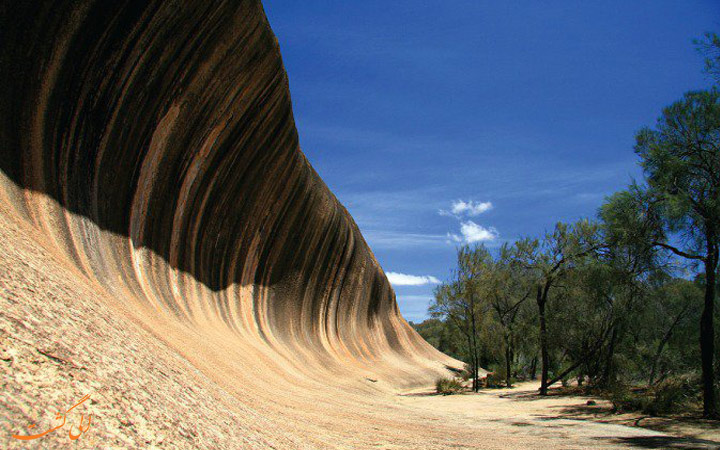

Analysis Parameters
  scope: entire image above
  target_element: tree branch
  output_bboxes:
[652,241,704,260]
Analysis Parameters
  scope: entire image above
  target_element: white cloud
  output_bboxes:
[451,200,493,216]
[447,220,498,244]
[439,199,493,218]
[386,272,441,286]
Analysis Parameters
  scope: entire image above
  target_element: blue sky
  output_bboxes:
[262,1,720,322]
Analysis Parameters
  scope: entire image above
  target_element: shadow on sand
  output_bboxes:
[596,435,720,449]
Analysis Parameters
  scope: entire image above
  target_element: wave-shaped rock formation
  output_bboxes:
[0,1,457,448]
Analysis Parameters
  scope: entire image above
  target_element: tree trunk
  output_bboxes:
[537,284,550,396]
[470,300,480,393]
[546,325,612,389]
[649,304,690,386]
[701,241,718,418]
[529,354,537,380]
[649,336,669,388]
[465,329,476,392]
[601,326,618,387]
[505,342,512,388]
[509,345,515,385]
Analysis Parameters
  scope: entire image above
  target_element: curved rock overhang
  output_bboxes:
[0,0,455,391]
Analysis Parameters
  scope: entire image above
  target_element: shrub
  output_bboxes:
[608,374,700,416]
[485,371,505,388]
[645,375,699,416]
[608,386,650,413]
[435,377,464,395]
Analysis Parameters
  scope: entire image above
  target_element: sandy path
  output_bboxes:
[397,382,720,449]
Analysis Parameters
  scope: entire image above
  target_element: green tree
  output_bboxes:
[411,318,463,360]
[644,278,701,386]
[485,243,533,387]
[430,245,492,392]
[514,220,603,395]
[551,259,619,387]
[607,89,720,417]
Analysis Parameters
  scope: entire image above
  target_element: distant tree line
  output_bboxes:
[411,32,720,418]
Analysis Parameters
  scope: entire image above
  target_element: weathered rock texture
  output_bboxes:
[0,1,456,448]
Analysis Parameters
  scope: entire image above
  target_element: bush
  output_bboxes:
[608,386,650,413]
[485,371,506,388]
[608,374,700,416]
[435,377,464,395]
[645,375,699,416]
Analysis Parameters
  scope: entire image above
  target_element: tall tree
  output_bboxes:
[514,220,602,395]
[614,89,720,417]
[430,245,492,392]
[486,243,533,387]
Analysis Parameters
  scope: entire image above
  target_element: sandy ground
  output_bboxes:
[398,381,720,449]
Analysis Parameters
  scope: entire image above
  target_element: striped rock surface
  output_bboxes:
[0,1,458,448]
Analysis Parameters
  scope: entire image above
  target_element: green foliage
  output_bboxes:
[629,87,720,417]
[649,375,701,415]
[600,187,664,272]
[609,375,700,416]
[429,245,497,392]
[608,386,651,413]
[484,363,511,388]
[634,89,720,252]
[485,372,505,388]
[435,377,464,395]
[695,31,720,84]
[418,227,704,396]
[412,318,463,360]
